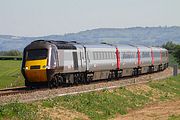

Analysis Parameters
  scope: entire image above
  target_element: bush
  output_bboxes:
[0,50,22,56]
[162,41,180,65]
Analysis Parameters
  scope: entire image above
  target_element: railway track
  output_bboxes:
[0,86,51,97]
[0,87,34,97]
[0,68,173,99]
[0,75,153,97]
[0,89,27,96]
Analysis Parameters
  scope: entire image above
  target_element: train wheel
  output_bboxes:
[74,74,79,84]
[86,76,92,84]
[48,74,60,88]
[133,68,138,76]
[57,75,63,86]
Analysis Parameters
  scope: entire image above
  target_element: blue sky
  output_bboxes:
[0,0,180,36]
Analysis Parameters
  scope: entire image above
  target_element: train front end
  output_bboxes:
[24,49,48,82]
[21,40,57,87]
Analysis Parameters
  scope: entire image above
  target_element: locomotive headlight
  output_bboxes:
[25,66,28,70]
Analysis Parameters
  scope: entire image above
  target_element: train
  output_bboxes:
[21,40,168,88]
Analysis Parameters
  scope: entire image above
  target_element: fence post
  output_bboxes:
[173,64,178,76]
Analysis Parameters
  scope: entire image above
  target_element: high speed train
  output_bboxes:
[21,40,168,88]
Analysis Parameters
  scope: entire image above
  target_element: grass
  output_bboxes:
[0,60,24,89]
[168,115,180,120]
[149,75,180,100]
[41,75,180,120]
[0,75,179,119]
[0,102,37,120]
[42,88,149,120]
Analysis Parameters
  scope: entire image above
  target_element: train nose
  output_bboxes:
[25,59,47,82]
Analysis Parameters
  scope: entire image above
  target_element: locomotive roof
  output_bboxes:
[30,40,77,49]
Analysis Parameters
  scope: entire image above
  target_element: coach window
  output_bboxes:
[95,52,98,60]
[106,52,108,59]
[97,52,99,60]
[109,52,111,59]
[104,52,106,59]
[113,52,115,59]
[97,52,100,60]
[103,52,106,59]
[162,52,166,57]
[93,52,96,60]
[154,52,160,58]
[101,52,104,60]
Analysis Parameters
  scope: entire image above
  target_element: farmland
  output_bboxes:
[0,60,24,89]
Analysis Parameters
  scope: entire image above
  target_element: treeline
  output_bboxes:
[162,41,180,64]
[0,50,22,56]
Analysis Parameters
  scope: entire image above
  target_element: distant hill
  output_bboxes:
[0,26,180,51]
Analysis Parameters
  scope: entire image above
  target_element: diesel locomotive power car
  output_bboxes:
[21,40,168,88]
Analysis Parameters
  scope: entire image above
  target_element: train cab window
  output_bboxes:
[26,49,47,60]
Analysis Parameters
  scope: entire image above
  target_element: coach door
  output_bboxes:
[80,49,86,71]
[73,52,78,70]
[50,47,59,68]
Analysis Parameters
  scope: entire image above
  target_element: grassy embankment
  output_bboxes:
[0,74,179,120]
[0,60,24,89]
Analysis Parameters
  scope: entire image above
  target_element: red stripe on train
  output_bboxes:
[116,48,120,69]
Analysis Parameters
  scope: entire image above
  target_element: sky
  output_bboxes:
[0,0,180,37]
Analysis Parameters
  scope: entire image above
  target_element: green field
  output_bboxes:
[0,74,179,120]
[0,60,24,89]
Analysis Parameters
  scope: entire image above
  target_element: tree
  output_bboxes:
[162,41,180,65]
[162,41,176,54]
[174,45,180,64]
